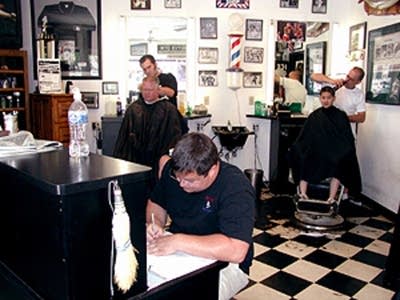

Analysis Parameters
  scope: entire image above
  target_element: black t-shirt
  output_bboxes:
[151,160,255,273]
[158,73,178,107]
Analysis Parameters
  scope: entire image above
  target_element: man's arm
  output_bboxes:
[348,111,366,123]
[158,85,175,98]
[311,73,344,87]
[148,232,250,264]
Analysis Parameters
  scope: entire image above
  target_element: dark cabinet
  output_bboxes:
[30,93,73,146]
[0,150,151,299]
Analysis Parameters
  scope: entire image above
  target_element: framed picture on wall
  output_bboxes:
[131,0,151,9]
[81,92,99,109]
[216,0,249,9]
[243,72,262,88]
[200,18,218,39]
[349,22,367,52]
[30,0,102,79]
[164,0,181,8]
[0,0,23,49]
[366,22,400,105]
[130,43,148,57]
[102,81,119,95]
[198,47,219,64]
[199,70,218,87]
[312,0,327,14]
[244,47,264,63]
[305,41,326,95]
[280,0,299,9]
[245,19,263,41]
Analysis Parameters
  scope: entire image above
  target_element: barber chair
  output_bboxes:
[292,178,345,231]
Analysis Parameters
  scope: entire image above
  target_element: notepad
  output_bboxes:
[147,235,216,289]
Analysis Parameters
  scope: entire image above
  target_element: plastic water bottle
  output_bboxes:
[68,87,89,157]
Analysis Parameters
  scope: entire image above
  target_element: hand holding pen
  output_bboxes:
[147,213,163,241]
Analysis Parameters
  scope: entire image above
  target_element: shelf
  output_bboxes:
[0,107,25,113]
[0,49,29,131]
[0,88,24,93]
[0,69,24,75]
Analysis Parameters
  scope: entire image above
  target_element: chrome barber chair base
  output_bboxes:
[293,211,345,231]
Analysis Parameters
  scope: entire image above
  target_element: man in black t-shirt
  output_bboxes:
[146,133,255,276]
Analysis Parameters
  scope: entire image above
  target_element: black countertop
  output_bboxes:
[0,149,151,196]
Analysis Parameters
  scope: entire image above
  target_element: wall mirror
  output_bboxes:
[122,16,189,103]
[274,21,330,99]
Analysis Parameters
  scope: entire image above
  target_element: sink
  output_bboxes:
[212,126,252,151]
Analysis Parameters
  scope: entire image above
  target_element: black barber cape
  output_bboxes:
[113,97,182,185]
[290,106,361,195]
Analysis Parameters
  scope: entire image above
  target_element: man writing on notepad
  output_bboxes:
[146,133,255,298]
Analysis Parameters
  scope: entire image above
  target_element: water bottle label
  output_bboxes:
[68,111,88,125]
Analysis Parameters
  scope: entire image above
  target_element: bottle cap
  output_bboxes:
[71,87,82,101]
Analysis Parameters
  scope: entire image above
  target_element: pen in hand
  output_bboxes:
[151,212,155,232]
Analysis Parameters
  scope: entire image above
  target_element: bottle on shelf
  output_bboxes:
[13,92,21,108]
[68,87,89,157]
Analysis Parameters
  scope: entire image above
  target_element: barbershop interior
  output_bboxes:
[0,0,399,299]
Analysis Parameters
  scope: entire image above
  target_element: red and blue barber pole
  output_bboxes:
[229,34,243,69]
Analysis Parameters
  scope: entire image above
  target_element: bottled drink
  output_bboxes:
[68,87,89,157]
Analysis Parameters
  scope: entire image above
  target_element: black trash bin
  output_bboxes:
[244,168,270,229]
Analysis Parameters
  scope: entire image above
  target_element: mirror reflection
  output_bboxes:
[122,16,188,103]
[274,21,330,107]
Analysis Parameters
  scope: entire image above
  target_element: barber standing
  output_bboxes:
[139,54,188,133]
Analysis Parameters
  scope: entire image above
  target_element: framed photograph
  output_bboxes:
[244,47,264,63]
[164,0,181,8]
[245,19,263,41]
[130,43,148,57]
[0,0,22,49]
[366,22,400,105]
[102,81,119,95]
[280,0,298,8]
[200,18,218,39]
[30,0,102,80]
[243,72,262,88]
[216,0,249,9]
[312,0,327,14]
[199,70,218,87]
[349,22,367,52]
[131,0,151,9]
[305,41,327,95]
[81,92,99,109]
[198,47,219,64]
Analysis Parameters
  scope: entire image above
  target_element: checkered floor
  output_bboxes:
[235,196,396,300]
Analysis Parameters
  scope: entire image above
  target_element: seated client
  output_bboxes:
[290,86,361,201]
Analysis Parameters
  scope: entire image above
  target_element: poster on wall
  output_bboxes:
[366,22,400,105]
[37,59,62,93]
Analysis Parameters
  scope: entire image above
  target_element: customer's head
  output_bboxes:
[139,54,158,77]
[288,70,302,82]
[141,76,160,103]
[170,133,219,193]
[319,86,335,108]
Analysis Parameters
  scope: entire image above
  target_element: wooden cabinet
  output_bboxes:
[0,49,30,130]
[30,93,73,146]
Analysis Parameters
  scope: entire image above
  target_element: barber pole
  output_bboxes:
[229,34,243,69]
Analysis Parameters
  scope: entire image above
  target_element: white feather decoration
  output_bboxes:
[112,182,138,293]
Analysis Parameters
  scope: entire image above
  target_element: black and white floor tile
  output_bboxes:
[234,196,396,300]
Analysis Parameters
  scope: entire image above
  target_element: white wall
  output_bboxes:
[20,0,400,212]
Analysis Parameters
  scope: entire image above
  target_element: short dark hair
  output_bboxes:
[320,85,335,96]
[171,133,219,176]
[139,54,156,65]
[352,66,365,82]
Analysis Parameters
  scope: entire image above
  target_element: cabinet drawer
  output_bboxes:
[53,99,72,123]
